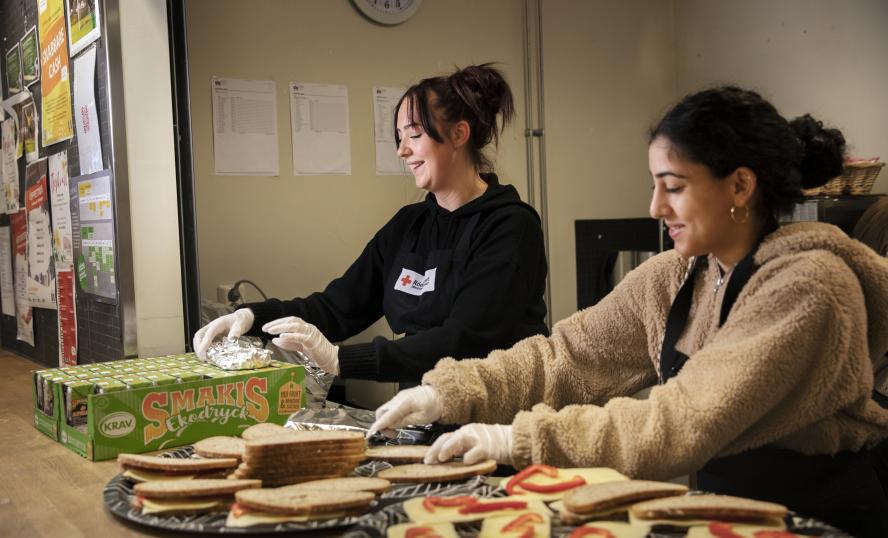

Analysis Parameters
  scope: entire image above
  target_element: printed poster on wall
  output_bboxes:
[66,0,101,57]
[72,45,102,174]
[5,44,22,95]
[20,96,40,162]
[57,268,77,365]
[10,210,34,345]
[70,169,116,301]
[0,226,15,316]
[20,26,40,87]
[25,159,57,309]
[1,119,20,212]
[38,0,75,147]
[49,151,73,268]
[373,86,408,175]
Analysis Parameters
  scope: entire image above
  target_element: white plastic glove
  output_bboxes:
[192,309,255,361]
[262,317,339,375]
[367,385,442,438]
[424,424,513,466]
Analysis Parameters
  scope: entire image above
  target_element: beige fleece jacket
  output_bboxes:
[422,222,888,480]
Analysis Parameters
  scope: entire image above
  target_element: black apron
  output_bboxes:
[382,211,481,390]
[659,238,888,538]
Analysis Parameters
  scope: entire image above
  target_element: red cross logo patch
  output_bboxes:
[400,275,412,286]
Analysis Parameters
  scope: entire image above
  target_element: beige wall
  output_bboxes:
[675,0,888,195]
[186,0,527,406]
[541,0,676,323]
[119,0,184,356]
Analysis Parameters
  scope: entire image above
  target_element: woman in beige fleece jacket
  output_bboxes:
[369,87,888,536]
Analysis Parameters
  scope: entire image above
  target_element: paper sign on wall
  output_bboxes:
[38,0,75,147]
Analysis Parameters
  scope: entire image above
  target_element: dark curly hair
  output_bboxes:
[649,86,846,216]
[394,63,515,175]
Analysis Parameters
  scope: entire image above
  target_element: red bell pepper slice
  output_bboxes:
[405,527,442,538]
[501,512,545,531]
[709,522,745,538]
[516,475,587,493]
[505,464,560,495]
[229,502,247,518]
[567,526,616,538]
[421,495,477,513]
[457,499,529,514]
[753,532,798,538]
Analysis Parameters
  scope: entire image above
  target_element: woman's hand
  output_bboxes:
[424,424,513,465]
[262,317,339,375]
[192,309,255,360]
[368,385,442,437]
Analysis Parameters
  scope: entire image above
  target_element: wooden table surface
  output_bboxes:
[0,352,160,537]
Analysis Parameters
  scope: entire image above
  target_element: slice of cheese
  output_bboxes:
[122,468,197,482]
[686,523,800,538]
[478,513,551,537]
[568,521,651,538]
[140,497,227,514]
[224,509,346,527]
[628,512,786,530]
[549,499,630,521]
[403,496,552,524]
[386,521,460,538]
[507,467,629,501]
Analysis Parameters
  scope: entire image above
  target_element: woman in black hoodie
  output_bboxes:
[194,64,548,386]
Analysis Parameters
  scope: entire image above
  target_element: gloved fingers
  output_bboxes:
[463,444,490,465]
[271,332,309,354]
[368,396,415,435]
[195,317,229,359]
[229,309,255,336]
[424,432,456,464]
[262,316,304,334]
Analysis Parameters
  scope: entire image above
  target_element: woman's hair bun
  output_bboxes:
[790,114,846,189]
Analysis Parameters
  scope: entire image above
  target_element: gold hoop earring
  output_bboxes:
[730,205,749,224]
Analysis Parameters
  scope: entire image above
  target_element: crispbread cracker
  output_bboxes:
[279,477,391,495]
[245,430,364,451]
[118,453,238,472]
[364,445,429,463]
[134,478,261,499]
[241,422,290,440]
[629,494,787,522]
[564,480,688,514]
[235,488,375,515]
[377,459,498,483]
[193,436,246,460]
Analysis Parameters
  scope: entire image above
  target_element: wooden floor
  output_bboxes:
[0,352,158,537]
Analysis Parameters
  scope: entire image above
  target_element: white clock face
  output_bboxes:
[352,0,423,26]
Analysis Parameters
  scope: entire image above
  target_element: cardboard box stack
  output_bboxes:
[32,353,305,461]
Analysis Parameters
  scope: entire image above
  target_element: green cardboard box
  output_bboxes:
[33,354,306,461]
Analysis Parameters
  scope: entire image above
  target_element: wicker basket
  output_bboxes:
[804,161,883,196]
[841,161,884,195]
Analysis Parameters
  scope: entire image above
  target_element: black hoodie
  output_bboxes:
[241,174,549,382]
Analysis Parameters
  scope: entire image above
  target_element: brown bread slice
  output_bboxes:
[118,453,238,472]
[630,494,787,522]
[235,488,375,515]
[134,478,261,499]
[376,459,498,483]
[193,436,246,460]
[241,422,290,440]
[563,480,688,514]
[364,445,429,463]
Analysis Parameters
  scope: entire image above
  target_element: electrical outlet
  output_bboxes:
[217,284,234,304]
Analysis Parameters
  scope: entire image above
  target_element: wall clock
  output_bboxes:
[352,0,423,25]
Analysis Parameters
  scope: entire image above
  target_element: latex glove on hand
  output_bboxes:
[262,317,339,375]
[424,423,513,466]
[193,309,255,361]
[367,385,442,438]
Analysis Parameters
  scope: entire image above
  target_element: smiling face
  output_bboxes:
[648,136,742,260]
[395,96,461,192]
